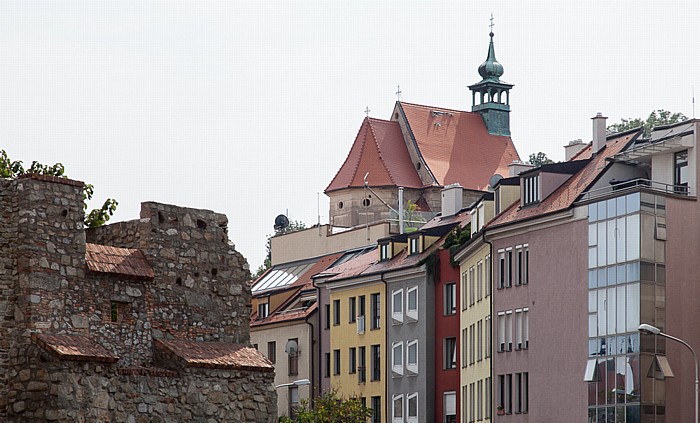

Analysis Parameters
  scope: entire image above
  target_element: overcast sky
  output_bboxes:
[1,1,698,271]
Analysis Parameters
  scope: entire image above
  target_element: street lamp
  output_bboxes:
[638,324,698,423]
[275,379,311,389]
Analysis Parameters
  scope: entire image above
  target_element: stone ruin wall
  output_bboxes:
[0,175,276,422]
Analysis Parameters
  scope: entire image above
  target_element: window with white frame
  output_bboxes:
[469,266,475,307]
[461,270,468,311]
[407,340,418,374]
[485,255,492,297]
[258,302,269,319]
[505,311,513,351]
[444,282,457,315]
[515,309,523,350]
[409,237,420,255]
[406,393,418,423]
[498,250,506,289]
[506,248,513,287]
[515,373,522,413]
[523,245,529,284]
[392,394,404,423]
[392,341,403,376]
[461,328,467,368]
[515,244,529,285]
[485,315,492,357]
[477,319,483,362]
[392,289,403,324]
[523,308,529,349]
[497,312,506,352]
[380,243,390,261]
[406,286,418,321]
[476,260,483,301]
[444,391,456,423]
[469,324,475,365]
[523,174,540,205]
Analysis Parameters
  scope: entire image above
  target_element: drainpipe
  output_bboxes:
[304,312,316,405]
[482,229,495,417]
[380,272,389,421]
[312,278,323,398]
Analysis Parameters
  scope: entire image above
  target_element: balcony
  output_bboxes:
[577,178,690,204]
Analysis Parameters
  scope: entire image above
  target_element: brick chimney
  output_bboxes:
[592,113,607,153]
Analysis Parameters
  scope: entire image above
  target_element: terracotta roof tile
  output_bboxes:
[398,102,520,190]
[251,302,318,327]
[85,243,154,279]
[154,339,274,372]
[326,117,423,192]
[33,333,119,363]
[488,133,639,227]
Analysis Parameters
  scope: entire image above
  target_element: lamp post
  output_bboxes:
[275,378,311,389]
[639,324,698,423]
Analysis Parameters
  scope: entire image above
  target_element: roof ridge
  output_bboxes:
[366,118,398,186]
[325,117,369,193]
[398,101,472,115]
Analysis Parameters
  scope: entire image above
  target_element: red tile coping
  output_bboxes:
[154,339,274,372]
[117,366,178,378]
[85,243,155,279]
[17,173,84,187]
[33,333,119,363]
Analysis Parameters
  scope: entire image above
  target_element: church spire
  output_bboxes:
[468,18,513,137]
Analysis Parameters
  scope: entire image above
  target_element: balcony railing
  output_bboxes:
[577,178,690,203]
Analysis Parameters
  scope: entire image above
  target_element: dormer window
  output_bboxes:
[523,174,540,206]
[380,242,391,261]
[409,236,420,255]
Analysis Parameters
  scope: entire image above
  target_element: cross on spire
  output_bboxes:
[489,13,495,34]
[364,106,371,117]
[396,85,402,101]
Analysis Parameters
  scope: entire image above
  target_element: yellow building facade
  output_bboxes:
[328,278,386,422]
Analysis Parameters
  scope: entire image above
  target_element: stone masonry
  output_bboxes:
[0,174,276,422]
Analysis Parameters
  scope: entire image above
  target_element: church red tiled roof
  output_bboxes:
[398,102,520,190]
[326,117,424,192]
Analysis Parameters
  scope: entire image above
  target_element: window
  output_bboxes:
[469,383,475,423]
[515,309,523,350]
[477,380,483,421]
[392,342,403,376]
[476,260,483,301]
[497,312,506,352]
[506,374,513,414]
[371,344,381,381]
[333,349,341,375]
[358,295,366,334]
[498,250,505,289]
[333,299,340,326]
[515,373,521,413]
[523,174,540,205]
[371,396,381,423]
[349,347,356,374]
[462,386,468,423]
[258,302,269,319]
[485,315,492,358]
[461,270,468,311]
[444,391,456,423]
[469,324,475,365]
[324,352,330,378]
[325,304,330,329]
[461,328,468,368]
[267,341,276,364]
[485,255,492,297]
[371,293,380,329]
[444,282,457,315]
[392,395,404,423]
[523,372,529,413]
[477,320,483,362]
[523,308,529,349]
[349,297,356,323]
[110,300,127,323]
[506,249,513,287]
[406,393,418,423]
[516,244,529,285]
[675,150,689,194]
[485,377,492,419]
[498,375,506,414]
[409,237,420,255]
[380,243,390,261]
[392,289,403,324]
[407,340,418,374]
[505,311,513,351]
[444,337,457,369]
[289,386,299,419]
[406,286,418,321]
[288,338,299,376]
[358,346,366,383]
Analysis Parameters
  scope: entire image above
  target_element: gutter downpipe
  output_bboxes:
[304,312,316,405]
[380,271,389,421]
[312,277,323,399]
[482,228,494,418]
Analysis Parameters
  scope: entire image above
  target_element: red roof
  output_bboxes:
[398,102,520,190]
[33,333,119,363]
[85,243,154,279]
[154,339,274,372]
[488,133,639,227]
[326,117,424,192]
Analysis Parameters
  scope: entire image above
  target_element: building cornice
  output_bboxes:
[485,209,573,240]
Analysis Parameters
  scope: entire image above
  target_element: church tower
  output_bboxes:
[468,27,513,136]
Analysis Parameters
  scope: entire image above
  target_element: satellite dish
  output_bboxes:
[285,339,299,356]
[274,214,290,231]
[488,174,504,191]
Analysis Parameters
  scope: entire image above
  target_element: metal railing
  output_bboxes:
[577,178,689,203]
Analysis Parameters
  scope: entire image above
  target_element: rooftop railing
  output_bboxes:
[577,178,689,203]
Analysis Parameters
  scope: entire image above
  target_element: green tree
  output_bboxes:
[608,109,688,137]
[252,219,307,279]
[0,150,118,228]
[278,389,371,423]
[527,152,554,167]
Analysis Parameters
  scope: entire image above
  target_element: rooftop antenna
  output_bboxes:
[693,85,696,118]
[396,85,402,101]
[365,106,371,117]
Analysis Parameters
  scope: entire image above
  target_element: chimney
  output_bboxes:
[441,183,463,217]
[592,113,607,153]
[564,139,587,161]
[508,161,535,177]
